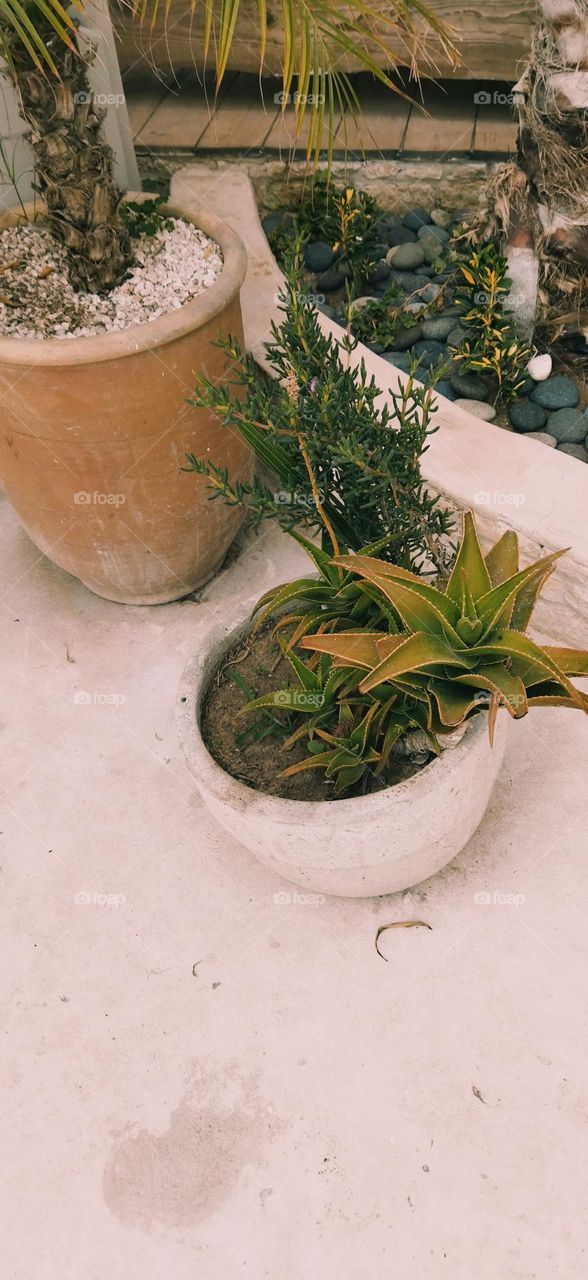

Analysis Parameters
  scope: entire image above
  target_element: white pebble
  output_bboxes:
[0,217,223,340]
[527,352,552,381]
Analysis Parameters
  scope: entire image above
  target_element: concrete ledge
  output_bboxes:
[171,164,588,646]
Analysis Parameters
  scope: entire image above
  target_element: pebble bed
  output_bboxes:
[264,204,588,463]
[0,218,223,340]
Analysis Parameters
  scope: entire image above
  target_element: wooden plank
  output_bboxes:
[472,88,518,153]
[263,95,343,155]
[198,74,278,149]
[134,72,236,148]
[336,74,411,155]
[402,80,476,154]
[123,72,518,157]
[123,69,176,140]
[110,0,535,81]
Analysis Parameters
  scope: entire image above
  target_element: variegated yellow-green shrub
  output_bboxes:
[302,512,588,749]
[450,244,531,403]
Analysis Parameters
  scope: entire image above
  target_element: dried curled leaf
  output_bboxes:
[375,919,432,959]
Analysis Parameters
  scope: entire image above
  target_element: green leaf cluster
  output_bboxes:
[302,512,588,752]
[120,195,174,239]
[185,262,453,574]
[450,243,531,404]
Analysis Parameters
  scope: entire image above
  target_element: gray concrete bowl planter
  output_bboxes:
[176,600,509,899]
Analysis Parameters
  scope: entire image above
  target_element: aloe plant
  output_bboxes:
[251,665,430,793]
[242,591,431,795]
[239,527,431,793]
[301,511,588,743]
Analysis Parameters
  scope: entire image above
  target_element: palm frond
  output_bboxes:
[128,0,459,161]
[0,0,75,70]
[2,0,458,166]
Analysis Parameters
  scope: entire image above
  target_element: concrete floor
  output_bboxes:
[2,491,588,1279]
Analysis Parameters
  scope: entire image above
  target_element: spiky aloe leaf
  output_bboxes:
[281,750,342,778]
[358,633,476,694]
[288,529,343,585]
[356,574,464,645]
[526,683,588,710]
[252,577,334,626]
[334,554,461,627]
[455,570,485,643]
[375,720,408,773]
[347,581,401,631]
[428,681,483,727]
[542,648,588,676]
[476,550,566,639]
[510,566,559,633]
[279,641,322,691]
[349,702,381,751]
[302,630,405,669]
[446,512,492,607]
[484,529,519,586]
[450,663,528,717]
[279,610,340,651]
[474,631,586,708]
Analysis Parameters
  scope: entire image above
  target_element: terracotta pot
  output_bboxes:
[0,199,252,604]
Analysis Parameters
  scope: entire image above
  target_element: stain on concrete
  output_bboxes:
[103,1066,276,1232]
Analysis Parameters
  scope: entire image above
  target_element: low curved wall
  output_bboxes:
[171,163,588,646]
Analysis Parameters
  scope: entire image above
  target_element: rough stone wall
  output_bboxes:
[141,153,500,220]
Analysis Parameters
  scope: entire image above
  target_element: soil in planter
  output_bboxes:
[202,625,433,802]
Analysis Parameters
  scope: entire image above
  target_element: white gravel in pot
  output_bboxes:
[0,217,223,340]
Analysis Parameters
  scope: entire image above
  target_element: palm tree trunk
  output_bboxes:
[5,19,132,292]
[479,0,588,349]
